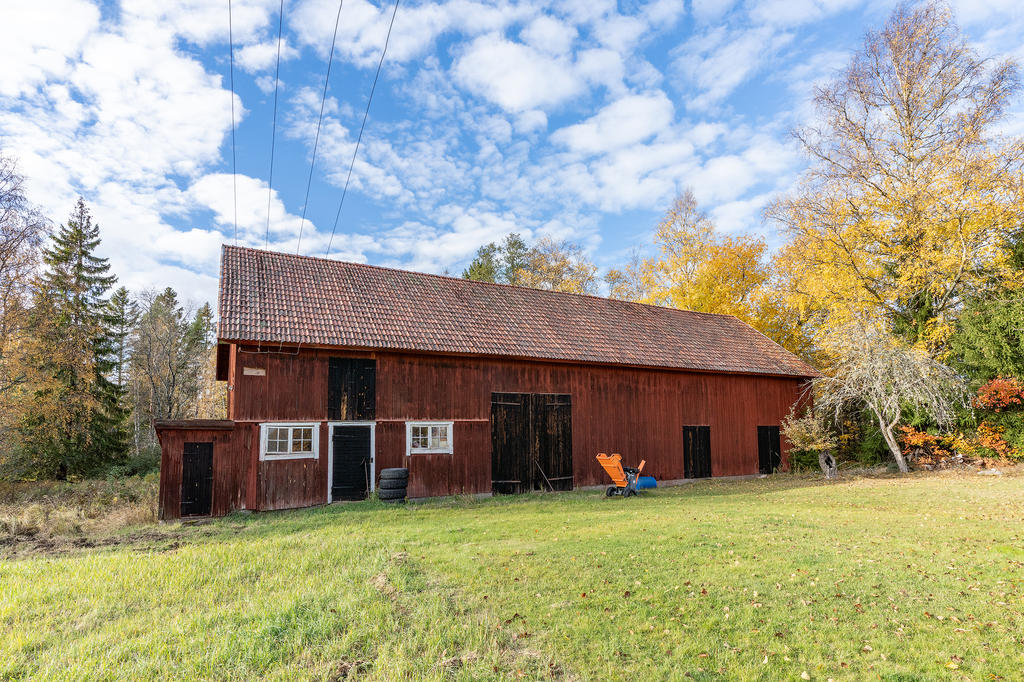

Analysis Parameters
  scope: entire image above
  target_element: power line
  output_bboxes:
[265,0,285,249]
[326,0,400,258]
[228,0,238,245]
[295,0,344,255]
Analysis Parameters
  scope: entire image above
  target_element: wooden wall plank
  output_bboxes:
[183,344,808,512]
[157,426,249,520]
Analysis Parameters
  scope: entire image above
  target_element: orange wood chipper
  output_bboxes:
[596,453,645,497]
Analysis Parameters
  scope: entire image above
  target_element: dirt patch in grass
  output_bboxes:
[0,525,194,559]
[326,659,372,681]
[0,476,160,558]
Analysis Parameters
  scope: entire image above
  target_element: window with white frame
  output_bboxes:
[260,423,319,460]
[406,421,453,455]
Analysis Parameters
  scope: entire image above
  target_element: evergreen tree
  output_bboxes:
[461,242,500,283]
[500,233,530,286]
[89,285,136,463]
[19,199,125,478]
[107,286,138,390]
[950,231,1024,384]
[461,233,594,292]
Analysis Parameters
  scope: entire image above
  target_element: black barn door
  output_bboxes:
[757,426,782,474]
[491,393,573,494]
[534,394,573,491]
[491,393,530,495]
[181,442,213,517]
[332,426,372,501]
[328,358,376,420]
[683,426,712,479]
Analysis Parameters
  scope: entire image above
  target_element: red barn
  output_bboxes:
[156,245,817,519]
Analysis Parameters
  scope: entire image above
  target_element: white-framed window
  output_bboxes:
[260,422,320,460]
[405,421,454,455]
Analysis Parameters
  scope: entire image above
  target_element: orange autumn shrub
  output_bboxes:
[974,376,1024,411]
[898,426,955,464]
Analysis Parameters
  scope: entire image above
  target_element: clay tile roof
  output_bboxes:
[217,245,819,378]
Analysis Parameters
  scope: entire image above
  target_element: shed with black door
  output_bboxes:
[155,245,818,519]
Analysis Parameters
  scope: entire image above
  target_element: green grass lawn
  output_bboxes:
[2,472,1022,681]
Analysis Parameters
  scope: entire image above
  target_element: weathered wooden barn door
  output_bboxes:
[491,393,573,494]
[533,394,573,491]
[328,358,376,420]
[683,426,712,479]
[180,442,213,517]
[757,426,782,474]
[491,393,530,494]
[331,426,372,501]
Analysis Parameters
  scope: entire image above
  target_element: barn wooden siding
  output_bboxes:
[155,421,253,520]
[218,345,806,502]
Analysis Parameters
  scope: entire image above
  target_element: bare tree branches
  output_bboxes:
[814,318,967,472]
[0,152,48,400]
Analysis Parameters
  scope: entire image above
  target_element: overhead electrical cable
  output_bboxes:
[295,0,345,255]
[326,0,401,258]
[265,0,285,249]
[228,0,239,245]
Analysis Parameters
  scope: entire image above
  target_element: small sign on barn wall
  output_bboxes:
[242,367,266,376]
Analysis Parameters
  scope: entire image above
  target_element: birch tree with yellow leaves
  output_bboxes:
[767,1,1024,353]
[606,190,813,357]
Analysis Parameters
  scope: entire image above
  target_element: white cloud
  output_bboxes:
[576,48,627,94]
[592,15,647,52]
[236,38,299,73]
[0,1,100,97]
[289,0,532,67]
[709,191,774,234]
[12,0,981,303]
[189,173,308,245]
[691,0,737,24]
[689,134,799,205]
[514,110,549,133]
[374,206,526,273]
[552,92,675,155]
[748,0,861,27]
[0,1,246,302]
[121,0,279,46]
[453,34,585,113]
[521,16,578,55]
[672,26,794,110]
[644,0,686,25]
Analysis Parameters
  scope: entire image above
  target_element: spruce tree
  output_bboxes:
[90,285,137,464]
[107,287,138,390]
[21,199,126,477]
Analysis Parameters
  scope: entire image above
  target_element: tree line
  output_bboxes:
[464,2,1024,473]
[0,168,222,480]
[2,2,1020,481]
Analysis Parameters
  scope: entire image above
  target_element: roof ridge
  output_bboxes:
[220,244,741,322]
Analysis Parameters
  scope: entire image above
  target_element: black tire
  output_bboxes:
[379,468,409,481]
[378,478,407,490]
[625,488,637,498]
[377,488,407,501]
[606,486,617,497]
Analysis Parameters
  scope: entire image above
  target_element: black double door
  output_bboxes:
[491,393,573,495]
[683,426,712,479]
[181,442,213,517]
[332,426,372,501]
[757,426,782,474]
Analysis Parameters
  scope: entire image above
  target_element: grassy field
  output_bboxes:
[1,471,1022,681]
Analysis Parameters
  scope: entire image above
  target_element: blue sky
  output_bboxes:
[2,0,1023,306]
